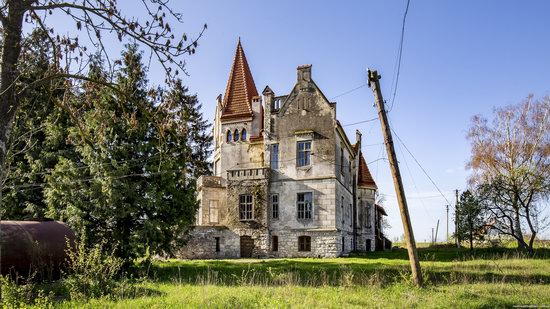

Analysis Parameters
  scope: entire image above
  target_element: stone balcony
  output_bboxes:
[197,175,226,190]
[227,167,270,181]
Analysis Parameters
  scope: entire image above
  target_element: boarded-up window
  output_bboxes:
[209,200,219,223]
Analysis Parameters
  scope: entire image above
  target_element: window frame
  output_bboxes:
[297,192,313,220]
[298,236,311,252]
[241,128,247,141]
[296,140,312,167]
[270,143,279,170]
[366,201,372,229]
[271,194,279,220]
[209,200,219,224]
[340,146,345,175]
[239,194,254,221]
[226,130,232,143]
[233,129,239,142]
[272,235,279,252]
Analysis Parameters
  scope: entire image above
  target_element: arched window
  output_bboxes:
[226,130,232,143]
[233,129,239,142]
[241,128,247,141]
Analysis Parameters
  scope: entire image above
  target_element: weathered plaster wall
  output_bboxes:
[269,178,336,231]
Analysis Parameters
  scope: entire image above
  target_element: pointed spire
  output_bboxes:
[220,38,258,120]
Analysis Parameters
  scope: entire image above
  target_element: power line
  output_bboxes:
[341,117,379,127]
[391,126,451,205]
[329,83,368,100]
[387,0,411,113]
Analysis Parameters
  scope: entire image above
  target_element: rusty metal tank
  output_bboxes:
[0,219,75,279]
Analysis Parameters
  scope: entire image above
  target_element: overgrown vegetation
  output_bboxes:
[2,247,550,308]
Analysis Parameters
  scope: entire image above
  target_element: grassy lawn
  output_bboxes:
[57,248,550,308]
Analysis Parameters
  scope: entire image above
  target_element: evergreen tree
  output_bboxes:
[1,31,73,219]
[43,45,210,261]
[455,190,487,250]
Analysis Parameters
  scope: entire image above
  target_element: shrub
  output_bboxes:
[62,236,124,300]
[0,275,52,308]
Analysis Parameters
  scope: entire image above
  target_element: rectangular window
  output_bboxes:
[239,195,253,221]
[215,237,220,252]
[297,192,313,219]
[271,194,279,219]
[270,144,279,170]
[342,237,345,252]
[209,200,219,223]
[341,196,344,225]
[366,202,372,228]
[298,236,311,252]
[296,141,311,167]
[272,236,279,252]
[350,203,353,227]
[340,147,344,174]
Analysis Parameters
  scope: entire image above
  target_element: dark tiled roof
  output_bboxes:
[220,39,258,120]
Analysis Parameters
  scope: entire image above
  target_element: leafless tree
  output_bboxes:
[0,0,206,179]
[467,95,550,251]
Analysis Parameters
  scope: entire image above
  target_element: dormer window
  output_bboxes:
[233,129,239,142]
[226,130,232,143]
[241,129,247,141]
[274,98,282,110]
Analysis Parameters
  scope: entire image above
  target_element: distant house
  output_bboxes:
[179,40,390,259]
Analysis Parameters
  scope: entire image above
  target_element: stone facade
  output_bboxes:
[178,40,389,259]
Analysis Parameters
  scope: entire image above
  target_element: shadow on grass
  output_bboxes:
[357,247,550,262]
[146,250,550,287]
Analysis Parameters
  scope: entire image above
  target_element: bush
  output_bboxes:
[0,275,52,308]
[62,236,124,300]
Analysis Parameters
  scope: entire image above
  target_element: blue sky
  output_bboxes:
[163,1,550,241]
[45,1,549,241]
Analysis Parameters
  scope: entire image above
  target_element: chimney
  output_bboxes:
[356,130,362,153]
[297,64,312,83]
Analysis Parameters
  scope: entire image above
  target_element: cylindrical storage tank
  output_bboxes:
[0,220,75,279]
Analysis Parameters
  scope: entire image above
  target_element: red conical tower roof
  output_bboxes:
[220,39,258,120]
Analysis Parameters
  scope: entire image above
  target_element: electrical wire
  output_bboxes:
[387,0,411,113]
[329,83,368,101]
[390,126,451,205]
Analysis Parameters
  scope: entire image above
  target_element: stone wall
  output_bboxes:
[177,226,239,259]
[269,229,339,258]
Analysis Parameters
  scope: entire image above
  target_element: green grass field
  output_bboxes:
[54,247,550,308]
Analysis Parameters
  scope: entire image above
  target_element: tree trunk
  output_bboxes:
[0,1,25,177]
[469,222,474,251]
[513,208,527,249]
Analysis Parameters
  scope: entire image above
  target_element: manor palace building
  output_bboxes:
[179,40,390,258]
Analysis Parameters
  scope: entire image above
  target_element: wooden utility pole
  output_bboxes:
[435,219,440,245]
[367,69,423,287]
[446,204,449,242]
[455,189,460,248]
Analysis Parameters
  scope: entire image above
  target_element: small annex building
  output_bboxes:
[179,40,391,259]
